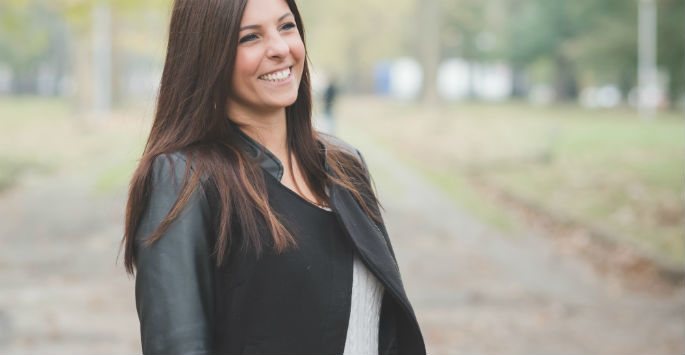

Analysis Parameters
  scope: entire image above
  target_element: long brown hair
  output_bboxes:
[122,0,380,274]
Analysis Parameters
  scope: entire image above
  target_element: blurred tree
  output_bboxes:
[502,0,603,101]
[299,0,414,92]
[0,0,167,104]
[657,0,684,104]
[441,0,494,60]
[501,0,683,106]
[3,0,681,108]
[440,0,510,97]
[51,0,169,112]
[0,0,66,94]
[568,0,638,95]
[419,0,441,104]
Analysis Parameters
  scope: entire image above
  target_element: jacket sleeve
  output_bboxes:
[133,153,214,355]
[354,148,398,262]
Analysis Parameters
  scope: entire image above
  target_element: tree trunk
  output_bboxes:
[418,0,440,105]
[553,53,578,101]
[91,2,113,115]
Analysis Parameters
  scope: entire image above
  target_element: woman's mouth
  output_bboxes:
[258,67,292,82]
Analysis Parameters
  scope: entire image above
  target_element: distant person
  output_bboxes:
[323,76,339,132]
[120,0,426,354]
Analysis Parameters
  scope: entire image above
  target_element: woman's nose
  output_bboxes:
[265,33,289,58]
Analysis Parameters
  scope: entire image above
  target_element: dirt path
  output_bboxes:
[0,171,139,354]
[0,139,683,355]
[357,138,685,355]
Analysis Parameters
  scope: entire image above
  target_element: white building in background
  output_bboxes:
[377,56,675,108]
[373,57,513,101]
[436,58,513,101]
[388,57,423,100]
[437,58,470,100]
[579,85,622,108]
[471,62,512,101]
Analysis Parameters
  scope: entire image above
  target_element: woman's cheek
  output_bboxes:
[236,49,261,77]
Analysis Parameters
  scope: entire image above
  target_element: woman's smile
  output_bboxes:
[258,66,292,82]
[257,66,295,89]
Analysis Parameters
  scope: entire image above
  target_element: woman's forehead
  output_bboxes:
[240,0,292,26]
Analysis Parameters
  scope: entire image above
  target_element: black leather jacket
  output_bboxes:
[133,133,426,355]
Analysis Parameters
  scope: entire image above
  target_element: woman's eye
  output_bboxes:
[281,22,297,31]
[239,34,258,43]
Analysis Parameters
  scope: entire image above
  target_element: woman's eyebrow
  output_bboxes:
[239,13,293,31]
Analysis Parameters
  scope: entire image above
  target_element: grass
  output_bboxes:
[0,96,149,194]
[338,123,521,233]
[1,95,682,264]
[415,162,520,232]
[337,97,685,265]
[0,97,70,190]
[94,158,140,194]
[0,157,45,192]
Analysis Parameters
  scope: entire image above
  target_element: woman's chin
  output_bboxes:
[263,94,299,109]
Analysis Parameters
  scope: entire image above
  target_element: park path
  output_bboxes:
[357,137,685,355]
[0,137,683,355]
[0,169,140,354]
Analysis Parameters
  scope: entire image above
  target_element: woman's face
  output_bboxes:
[228,0,305,117]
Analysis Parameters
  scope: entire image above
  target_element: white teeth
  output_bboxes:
[259,67,291,82]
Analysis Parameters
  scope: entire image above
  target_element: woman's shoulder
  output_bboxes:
[150,151,191,176]
[147,151,212,197]
[317,132,364,164]
[147,151,192,188]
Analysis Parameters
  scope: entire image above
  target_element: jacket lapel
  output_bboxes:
[329,183,414,320]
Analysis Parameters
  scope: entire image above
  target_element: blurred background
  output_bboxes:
[0,0,683,354]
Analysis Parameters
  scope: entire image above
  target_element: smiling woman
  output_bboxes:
[120,0,426,354]
[230,3,305,115]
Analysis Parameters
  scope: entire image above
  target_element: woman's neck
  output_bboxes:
[228,106,289,160]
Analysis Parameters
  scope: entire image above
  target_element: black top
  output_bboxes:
[254,171,355,336]
[212,172,357,353]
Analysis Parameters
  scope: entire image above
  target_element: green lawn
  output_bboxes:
[0,97,69,190]
[0,97,147,194]
[338,97,685,266]
[2,96,682,265]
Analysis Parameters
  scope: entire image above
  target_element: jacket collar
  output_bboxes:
[235,128,285,181]
[235,128,331,182]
